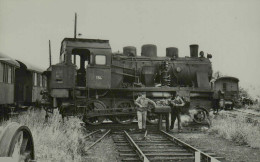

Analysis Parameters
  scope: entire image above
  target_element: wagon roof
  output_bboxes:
[17,60,44,73]
[0,52,20,67]
[216,76,239,82]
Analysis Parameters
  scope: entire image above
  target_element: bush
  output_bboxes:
[248,103,260,112]
[209,113,260,148]
[0,109,86,162]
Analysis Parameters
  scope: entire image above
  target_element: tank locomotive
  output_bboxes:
[45,38,213,125]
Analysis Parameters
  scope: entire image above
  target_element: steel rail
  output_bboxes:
[85,129,111,151]
[85,130,101,138]
[160,130,221,162]
[123,131,149,162]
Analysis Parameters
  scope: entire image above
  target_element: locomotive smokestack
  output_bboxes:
[166,47,179,58]
[123,46,137,57]
[141,44,157,57]
[190,44,199,58]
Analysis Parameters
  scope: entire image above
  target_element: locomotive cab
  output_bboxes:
[86,53,111,89]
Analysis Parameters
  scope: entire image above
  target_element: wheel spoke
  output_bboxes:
[12,132,23,159]
[20,137,28,154]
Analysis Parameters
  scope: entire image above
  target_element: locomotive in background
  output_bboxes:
[211,76,239,109]
[44,37,213,125]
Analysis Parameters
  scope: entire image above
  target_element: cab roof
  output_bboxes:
[60,38,112,55]
[216,76,239,82]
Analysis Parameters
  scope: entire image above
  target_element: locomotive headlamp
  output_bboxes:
[207,54,212,58]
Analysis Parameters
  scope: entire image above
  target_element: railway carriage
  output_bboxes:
[45,37,214,125]
[0,52,47,117]
[15,61,47,107]
[0,53,20,115]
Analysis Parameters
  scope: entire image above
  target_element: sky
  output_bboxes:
[0,0,260,98]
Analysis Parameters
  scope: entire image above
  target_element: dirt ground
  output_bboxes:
[174,132,260,162]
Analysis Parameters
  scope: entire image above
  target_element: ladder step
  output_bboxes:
[74,86,87,90]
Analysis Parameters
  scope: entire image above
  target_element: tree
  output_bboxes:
[239,87,250,98]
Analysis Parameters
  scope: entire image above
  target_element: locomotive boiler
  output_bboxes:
[45,38,213,125]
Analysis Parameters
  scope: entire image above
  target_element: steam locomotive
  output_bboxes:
[44,38,213,125]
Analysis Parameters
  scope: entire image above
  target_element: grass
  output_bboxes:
[209,112,260,148]
[0,109,86,162]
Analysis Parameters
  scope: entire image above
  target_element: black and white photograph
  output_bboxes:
[0,0,259,161]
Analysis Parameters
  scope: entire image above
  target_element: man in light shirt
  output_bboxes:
[135,92,156,132]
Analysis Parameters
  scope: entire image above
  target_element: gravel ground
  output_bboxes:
[174,132,260,162]
[83,135,119,162]
[82,130,260,162]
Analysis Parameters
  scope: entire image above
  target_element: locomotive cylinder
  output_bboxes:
[190,44,199,58]
[141,44,157,57]
[123,46,137,57]
[166,47,179,58]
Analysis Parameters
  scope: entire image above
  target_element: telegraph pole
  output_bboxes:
[73,13,77,64]
[49,40,52,67]
[74,13,77,39]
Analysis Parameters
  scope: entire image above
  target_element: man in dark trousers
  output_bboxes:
[169,94,185,132]
[212,90,220,114]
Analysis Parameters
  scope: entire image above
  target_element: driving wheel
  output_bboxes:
[114,101,135,124]
[193,108,208,124]
[84,100,106,125]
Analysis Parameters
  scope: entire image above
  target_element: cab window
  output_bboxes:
[33,72,37,86]
[95,55,106,65]
[7,66,12,83]
[223,83,227,91]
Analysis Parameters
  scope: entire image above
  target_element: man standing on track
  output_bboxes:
[169,94,185,132]
[135,92,156,132]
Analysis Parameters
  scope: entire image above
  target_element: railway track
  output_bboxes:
[112,130,224,162]
[85,129,111,152]
[86,121,210,133]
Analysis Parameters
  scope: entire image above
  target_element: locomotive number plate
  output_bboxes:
[96,76,102,80]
